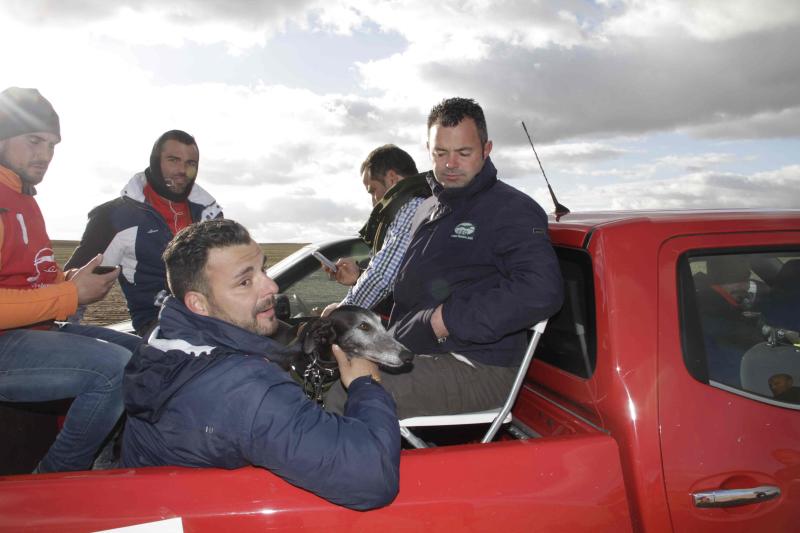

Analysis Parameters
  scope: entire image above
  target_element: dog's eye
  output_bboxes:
[357,322,371,331]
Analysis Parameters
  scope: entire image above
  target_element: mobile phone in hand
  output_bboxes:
[92,265,118,275]
[312,250,338,272]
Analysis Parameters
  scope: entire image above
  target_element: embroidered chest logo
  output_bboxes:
[451,222,476,240]
[27,247,58,285]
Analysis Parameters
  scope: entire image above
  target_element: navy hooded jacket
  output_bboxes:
[389,157,563,367]
[121,298,400,511]
[65,173,222,333]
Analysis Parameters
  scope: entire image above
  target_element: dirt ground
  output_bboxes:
[51,241,304,327]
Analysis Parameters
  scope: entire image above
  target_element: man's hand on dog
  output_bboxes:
[321,302,338,317]
[322,257,360,286]
[332,344,381,388]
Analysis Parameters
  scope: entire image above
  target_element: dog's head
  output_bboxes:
[299,305,414,369]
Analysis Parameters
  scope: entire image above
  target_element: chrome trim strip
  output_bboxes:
[710,381,800,410]
[523,385,609,434]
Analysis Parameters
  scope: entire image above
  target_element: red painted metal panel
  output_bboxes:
[541,209,800,533]
[0,436,630,532]
[657,230,800,533]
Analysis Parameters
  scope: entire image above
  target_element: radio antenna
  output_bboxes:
[521,121,570,219]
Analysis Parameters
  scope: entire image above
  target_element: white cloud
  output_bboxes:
[686,107,800,139]
[602,0,800,41]
[2,0,799,241]
[564,165,800,211]
[10,0,311,22]
[656,152,739,172]
[505,141,628,165]
[349,0,800,146]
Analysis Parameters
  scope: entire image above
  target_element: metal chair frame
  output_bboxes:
[399,319,548,448]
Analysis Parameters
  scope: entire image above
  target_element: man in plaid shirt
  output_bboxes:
[322,145,430,318]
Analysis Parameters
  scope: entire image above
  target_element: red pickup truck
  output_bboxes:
[1,209,798,532]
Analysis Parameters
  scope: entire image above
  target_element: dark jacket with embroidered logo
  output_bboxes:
[122,297,400,511]
[389,157,563,367]
[65,173,222,333]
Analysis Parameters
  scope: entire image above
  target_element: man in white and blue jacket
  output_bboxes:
[327,98,563,419]
[121,219,400,511]
[66,130,222,336]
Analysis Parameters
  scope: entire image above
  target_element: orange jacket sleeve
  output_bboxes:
[0,282,78,329]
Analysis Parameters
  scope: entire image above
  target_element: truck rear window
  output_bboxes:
[679,250,800,405]
[536,247,596,379]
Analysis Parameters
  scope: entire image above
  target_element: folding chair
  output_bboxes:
[399,319,548,448]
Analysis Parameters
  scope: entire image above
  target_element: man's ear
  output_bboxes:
[185,291,210,316]
[482,140,493,159]
[384,169,402,188]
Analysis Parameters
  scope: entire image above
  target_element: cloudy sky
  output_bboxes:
[2,0,799,242]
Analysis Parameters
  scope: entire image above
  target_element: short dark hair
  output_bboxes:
[163,219,253,300]
[427,97,488,146]
[359,144,419,184]
[152,129,197,159]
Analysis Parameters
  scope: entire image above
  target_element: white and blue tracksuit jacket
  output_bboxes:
[66,173,222,332]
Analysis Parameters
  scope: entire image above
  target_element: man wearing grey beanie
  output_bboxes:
[0,87,141,473]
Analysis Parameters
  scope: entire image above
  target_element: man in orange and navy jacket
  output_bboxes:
[0,87,140,473]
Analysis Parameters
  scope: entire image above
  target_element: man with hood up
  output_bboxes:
[66,130,222,336]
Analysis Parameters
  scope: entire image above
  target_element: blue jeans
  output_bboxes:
[0,324,140,472]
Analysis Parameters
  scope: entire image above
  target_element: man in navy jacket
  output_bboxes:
[66,130,222,336]
[122,219,400,511]
[327,97,563,419]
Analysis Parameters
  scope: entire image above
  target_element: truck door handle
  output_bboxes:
[693,485,781,508]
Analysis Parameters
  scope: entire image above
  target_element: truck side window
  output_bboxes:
[679,250,800,406]
[536,247,596,378]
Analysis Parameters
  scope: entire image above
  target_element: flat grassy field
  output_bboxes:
[51,240,305,326]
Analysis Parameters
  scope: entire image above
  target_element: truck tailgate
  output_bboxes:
[0,433,631,532]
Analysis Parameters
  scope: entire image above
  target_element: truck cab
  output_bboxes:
[545,209,800,532]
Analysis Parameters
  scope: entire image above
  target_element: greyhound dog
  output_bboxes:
[291,305,413,402]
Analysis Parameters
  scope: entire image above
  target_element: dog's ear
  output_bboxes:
[301,317,338,354]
